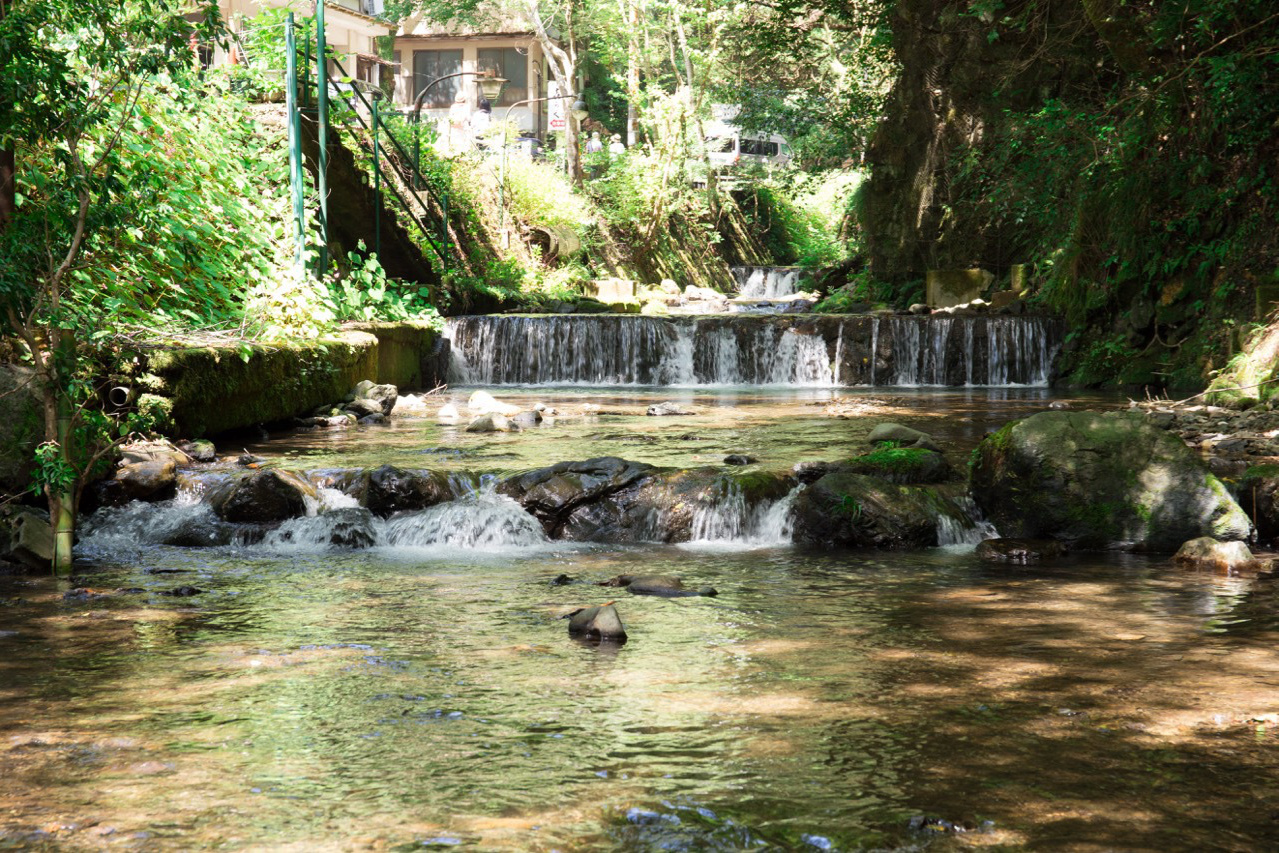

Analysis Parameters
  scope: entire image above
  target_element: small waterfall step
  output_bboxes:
[731,266,806,298]
[445,313,1062,387]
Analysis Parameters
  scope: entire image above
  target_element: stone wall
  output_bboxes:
[0,365,41,498]
[136,321,445,438]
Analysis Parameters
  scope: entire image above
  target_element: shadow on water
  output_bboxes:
[1,542,1279,850]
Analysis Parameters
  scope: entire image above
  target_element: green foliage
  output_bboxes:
[949,0,1279,332]
[2,80,293,336]
[326,244,442,326]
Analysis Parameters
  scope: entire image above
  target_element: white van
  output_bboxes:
[704,131,794,169]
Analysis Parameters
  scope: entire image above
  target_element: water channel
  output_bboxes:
[3,385,1279,850]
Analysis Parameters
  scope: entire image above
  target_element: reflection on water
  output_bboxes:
[240,386,1123,475]
[3,543,1279,850]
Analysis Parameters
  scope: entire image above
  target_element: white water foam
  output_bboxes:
[680,483,803,550]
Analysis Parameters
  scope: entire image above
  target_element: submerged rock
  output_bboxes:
[976,538,1064,564]
[792,473,961,548]
[1173,536,1257,571]
[511,410,543,430]
[564,603,627,642]
[971,411,1252,550]
[599,574,717,597]
[867,423,935,447]
[723,454,757,466]
[207,469,317,523]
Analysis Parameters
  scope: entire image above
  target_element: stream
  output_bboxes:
[3,387,1279,850]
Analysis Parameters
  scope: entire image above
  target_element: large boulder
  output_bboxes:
[500,457,656,535]
[349,381,398,417]
[113,460,177,502]
[362,465,455,517]
[792,473,962,548]
[971,411,1252,551]
[1173,537,1257,572]
[207,469,317,523]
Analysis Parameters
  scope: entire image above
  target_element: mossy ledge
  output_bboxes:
[135,322,445,438]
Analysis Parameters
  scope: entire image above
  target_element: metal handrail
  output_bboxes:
[315,58,452,267]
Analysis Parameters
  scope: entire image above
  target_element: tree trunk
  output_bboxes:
[624,0,640,148]
[0,146,14,232]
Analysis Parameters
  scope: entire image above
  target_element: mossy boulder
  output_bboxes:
[791,472,962,548]
[971,411,1252,551]
[844,447,953,484]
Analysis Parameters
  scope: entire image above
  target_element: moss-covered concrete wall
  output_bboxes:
[137,322,444,438]
[0,365,42,497]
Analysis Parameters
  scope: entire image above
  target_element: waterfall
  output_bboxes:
[381,479,548,550]
[681,483,802,548]
[444,314,1060,388]
[936,496,999,547]
[732,266,802,298]
[81,478,550,557]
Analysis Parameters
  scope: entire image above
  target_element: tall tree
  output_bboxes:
[0,0,216,572]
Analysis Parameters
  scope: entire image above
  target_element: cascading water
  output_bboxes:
[445,314,1060,388]
[447,316,833,386]
[935,496,999,547]
[82,477,550,557]
[381,481,548,550]
[732,266,803,298]
[681,482,803,548]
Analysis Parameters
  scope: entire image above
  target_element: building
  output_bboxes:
[208,0,395,86]
[392,14,548,137]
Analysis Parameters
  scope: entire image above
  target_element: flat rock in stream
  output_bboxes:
[646,403,693,417]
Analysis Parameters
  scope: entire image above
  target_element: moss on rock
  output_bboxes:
[970,410,1252,550]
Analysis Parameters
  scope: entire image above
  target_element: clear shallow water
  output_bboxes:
[3,543,1279,850]
[236,387,1126,476]
[6,387,1279,850]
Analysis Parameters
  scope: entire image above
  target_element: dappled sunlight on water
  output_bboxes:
[2,543,1279,849]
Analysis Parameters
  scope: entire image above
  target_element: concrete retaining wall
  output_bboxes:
[139,321,446,438]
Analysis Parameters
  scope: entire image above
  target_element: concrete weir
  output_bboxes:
[444,313,1063,387]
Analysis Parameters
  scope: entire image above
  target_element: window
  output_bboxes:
[705,136,736,153]
[740,138,779,157]
[413,49,462,107]
[477,47,528,106]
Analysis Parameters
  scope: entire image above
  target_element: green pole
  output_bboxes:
[284,14,305,268]
[372,96,381,259]
[315,0,329,278]
[302,20,311,109]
